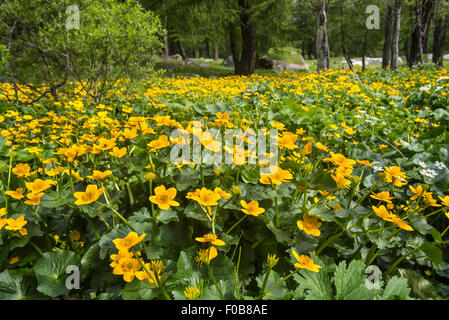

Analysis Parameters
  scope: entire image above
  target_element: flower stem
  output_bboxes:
[206,262,224,300]
[260,269,299,299]
[225,215,247,236]
[257,267,272,300]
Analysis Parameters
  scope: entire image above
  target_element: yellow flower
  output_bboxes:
[409,185,425,200]
[383,166,407,187]
[213,187,231,199]
[259,166,293,185]
[149,185,179,210]
[25,179,57,194]
[232,186,241,195]
[315,142,329,152]
[26,146,43,154]
[271,121,285,131]
[370,191,395,203]
[96,137,116,151]
[12,163,31,178]
[110,250,134,268]
[292,250,321,272]
[278,132,298,150]
[356,159,373,167]
[302,142,312,155]
[195,234,226,246]
[87,170,112,180]
[297,214,322,237]
[322,152,356,169]
[112,256,141,282]
[70,230,81,241]
[5,216,27,236]
[148,135,170,152]
[45,166,65,177]
[9,256,19,264]
[135,265,158,286]
[240,200,265,216]
[109,147,127,158]
[113,232,146,251]
[391,216,414,231]
[184,287,201,300]
[5,188,25,200]
[24,192,44,205]
[195,246,218,266]
[372,205,395,222]
[74,184,104,205]
[189,187,221,207]
[439,195,449,207]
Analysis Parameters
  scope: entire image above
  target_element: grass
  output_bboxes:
[155,52,449,78]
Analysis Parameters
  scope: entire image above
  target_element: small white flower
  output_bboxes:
[373,166,384,172]
[418,161,427,168]
[435,161,447,170]
[420,169,437,179]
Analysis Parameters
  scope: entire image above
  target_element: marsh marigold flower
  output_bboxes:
[113,231,146,252]
[189,187,221,207]
[148,135,170,152]
[149,185,179,210]
[259,166,293,185]
[109,147,127,158]
[370,191,395,203]
[12,163,31,178]
[24,192,44,206]
[184,287,201,300]
[5,216,27,236]
[297,214,322,237]
[240,200,265,216]
[195,234,226,246]
[5,188,25,200]
[383,166,407,187]
[195,246,218,266]
[87,170,112,180]
[112,256,141,282]
[74,184,104,205]
[25,179,57,194]
[292,250,321,272]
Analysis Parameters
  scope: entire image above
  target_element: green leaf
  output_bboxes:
[334,260,381,300]
[420,241,443,266]
[0,270,27,300]
[34,250,81,297]
[398,269,443,300]
[157,209,179,224]
[382,276,411,300]
[80,242,100,280]
[122,279,160,300]
[293,268,333,300]
[257,270,289,300]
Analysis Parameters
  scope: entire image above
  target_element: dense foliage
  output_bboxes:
[0,68,448,300]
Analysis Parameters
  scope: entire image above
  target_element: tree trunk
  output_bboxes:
[362,30,368,72]
[409,1,424,67]
[315,0,330,72]
[163,0,169,59]
[382,5,393,69]
[409,0,440,66]
[213,42,219,61]
[177,40,188,60]
[234,0,257,75]
[204,38,210,58]
[422,0,440,54]
[433,16,447,67]
[390,0,402,69]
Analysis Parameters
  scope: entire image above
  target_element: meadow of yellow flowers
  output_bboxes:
[0,68,448,300]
